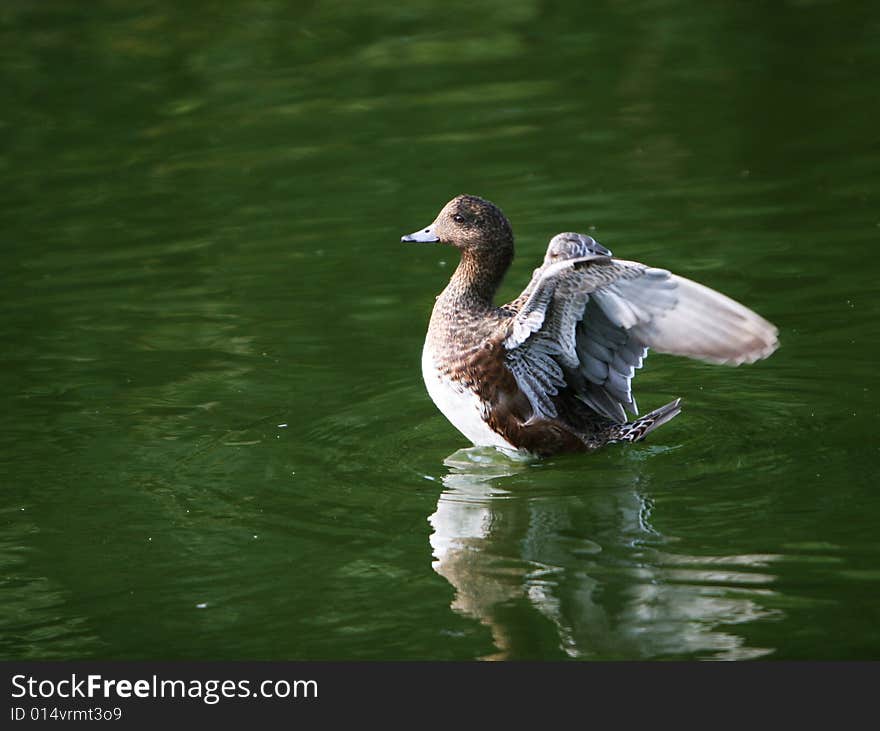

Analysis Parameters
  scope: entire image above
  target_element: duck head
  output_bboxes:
[401,195,513,255]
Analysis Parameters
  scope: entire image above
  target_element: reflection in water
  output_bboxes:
[429,449,780,660]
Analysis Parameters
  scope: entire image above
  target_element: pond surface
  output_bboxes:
[2,0,879,660]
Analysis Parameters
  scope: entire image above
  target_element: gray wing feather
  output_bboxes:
[502,253,778,424]
[574,299,643,418]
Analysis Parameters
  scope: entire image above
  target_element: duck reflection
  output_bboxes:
[429,448,779,660]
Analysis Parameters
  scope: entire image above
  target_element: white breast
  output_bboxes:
[421,342,516,450]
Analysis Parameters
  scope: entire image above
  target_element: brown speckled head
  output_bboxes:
[402,194,513,254]
[433,195,513,252]
[403,195,516,309]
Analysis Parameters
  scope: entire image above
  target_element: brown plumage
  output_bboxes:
[403,195,778,457]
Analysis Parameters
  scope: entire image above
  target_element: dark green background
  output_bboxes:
[2,0,878,660]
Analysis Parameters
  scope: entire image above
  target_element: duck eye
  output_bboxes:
[452,214,465,224]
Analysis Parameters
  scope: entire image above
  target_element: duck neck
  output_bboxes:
[439,246,513,312]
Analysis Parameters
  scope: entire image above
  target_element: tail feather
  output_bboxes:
[608,398,682,443]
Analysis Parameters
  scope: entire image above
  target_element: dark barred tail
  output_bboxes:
[608,398,682,444]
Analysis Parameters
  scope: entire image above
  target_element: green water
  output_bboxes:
[2,0,879,661]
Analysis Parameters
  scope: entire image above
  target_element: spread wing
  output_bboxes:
[501,255,779,423]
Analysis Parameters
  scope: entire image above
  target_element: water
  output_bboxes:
[2,0,879,660]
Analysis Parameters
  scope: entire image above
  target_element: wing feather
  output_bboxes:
[501,247,778,424]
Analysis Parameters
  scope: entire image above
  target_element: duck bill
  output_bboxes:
[401,225,440,243]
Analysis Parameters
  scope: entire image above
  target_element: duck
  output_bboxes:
[402,194,778,457]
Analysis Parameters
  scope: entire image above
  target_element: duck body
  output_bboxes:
[421,314,516,452]
[421,292,609,455]
[404,195,777,457]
